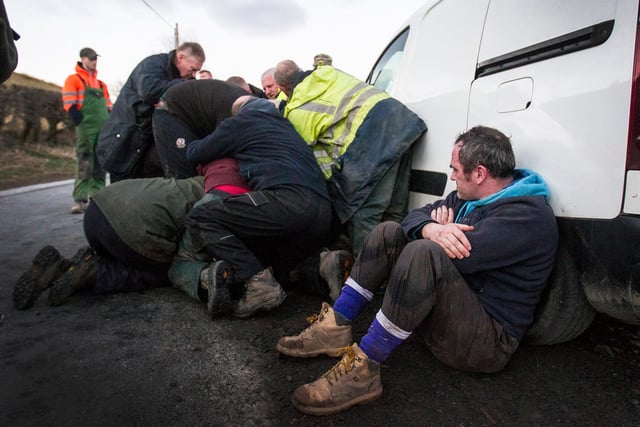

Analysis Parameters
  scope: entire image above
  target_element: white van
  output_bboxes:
[367,0,640,344]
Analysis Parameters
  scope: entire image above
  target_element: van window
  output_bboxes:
[366,28,409,92]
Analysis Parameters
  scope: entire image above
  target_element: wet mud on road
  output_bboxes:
[1,183,639,426]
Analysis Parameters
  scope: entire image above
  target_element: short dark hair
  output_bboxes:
[456,126,515,179]
[274,60,301,90]
[226,76,251,92]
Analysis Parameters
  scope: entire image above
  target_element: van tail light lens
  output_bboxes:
[627,11,640,169]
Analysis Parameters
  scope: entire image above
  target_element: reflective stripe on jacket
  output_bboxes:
[283,65,389,178]
[61,63,112,112]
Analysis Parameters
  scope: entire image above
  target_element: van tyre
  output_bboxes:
[525,244,596,345]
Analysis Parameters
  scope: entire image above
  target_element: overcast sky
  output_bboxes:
[5,0,425,96]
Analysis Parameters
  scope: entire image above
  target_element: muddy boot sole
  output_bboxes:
[233,287,287,319]
[48,247,98,307]
[13,246,70,310]
[206,260,234,318]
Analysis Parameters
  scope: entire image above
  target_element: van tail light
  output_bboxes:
[627,10,640,169]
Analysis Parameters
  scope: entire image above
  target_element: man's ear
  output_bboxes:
[475,165,488,183]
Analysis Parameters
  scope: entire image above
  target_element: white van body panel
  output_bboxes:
[469,0,636,218]
[398,0,636,219]
[389,0,490,209]
[478,0,617,62]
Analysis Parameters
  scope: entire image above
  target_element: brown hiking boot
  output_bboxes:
[233,267,286,318]
[70,201,85,214]
[319,250,353,302]
[201,260,234,318]
[291,343,382,416]
[276,302,352,357]
[47,247,98,306]
[13,246,71,310]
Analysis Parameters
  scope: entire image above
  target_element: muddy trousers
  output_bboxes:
[84,202,172,293]
[350,221,519,373]
[348,150,411,256]
[185,185,332,284]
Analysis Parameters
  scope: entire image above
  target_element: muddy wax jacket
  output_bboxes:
[96,50,186,176]
[90,176,204,264]
[187,97,329,200]
[402,169,558,341]
[284,66,426,223]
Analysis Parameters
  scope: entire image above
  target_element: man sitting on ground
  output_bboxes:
[276,126,559,415]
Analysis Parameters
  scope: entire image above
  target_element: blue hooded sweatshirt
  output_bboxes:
[402,169,558,340]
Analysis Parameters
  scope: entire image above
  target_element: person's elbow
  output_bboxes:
[137,77,166,104]
[185,141,203,163]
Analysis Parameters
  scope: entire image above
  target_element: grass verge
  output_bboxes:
[0,145,75,190]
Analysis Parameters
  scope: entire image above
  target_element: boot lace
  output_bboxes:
[305,313,320,325]
[303,305,329,331]
[323,346,358,385]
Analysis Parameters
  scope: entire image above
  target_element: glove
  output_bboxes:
[68,105,83,126]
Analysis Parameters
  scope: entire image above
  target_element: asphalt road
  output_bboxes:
[0,182,639,426]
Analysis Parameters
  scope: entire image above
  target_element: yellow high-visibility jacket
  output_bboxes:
[283,65,389,179]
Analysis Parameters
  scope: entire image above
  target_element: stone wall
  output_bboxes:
[0,74,74,147]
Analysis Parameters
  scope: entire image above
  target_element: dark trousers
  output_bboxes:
[84,202,172,293]
[185,185,332,283]
[152,109,198,179]
[351,221,519,373]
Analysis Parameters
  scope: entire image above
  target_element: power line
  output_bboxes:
[141,0,173,29]
[140,0,179,48]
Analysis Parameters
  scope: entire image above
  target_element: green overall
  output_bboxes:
[73,80,109,202]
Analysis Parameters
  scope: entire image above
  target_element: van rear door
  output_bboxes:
[467,0,636,219]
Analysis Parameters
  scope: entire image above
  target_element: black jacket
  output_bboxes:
[0,0,18,84]
[186,97,329,199]
[165,79,248,138]
[96,50,185,177]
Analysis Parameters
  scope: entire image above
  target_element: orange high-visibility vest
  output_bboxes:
[61,63,112,112]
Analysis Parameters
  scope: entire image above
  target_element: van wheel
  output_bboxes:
[525,245,596,345]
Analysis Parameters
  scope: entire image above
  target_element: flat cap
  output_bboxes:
[79,47,99,60]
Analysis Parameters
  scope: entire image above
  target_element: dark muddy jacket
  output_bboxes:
[96,50,185,177]
[90,177,204,263]
[186,97,329,200]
